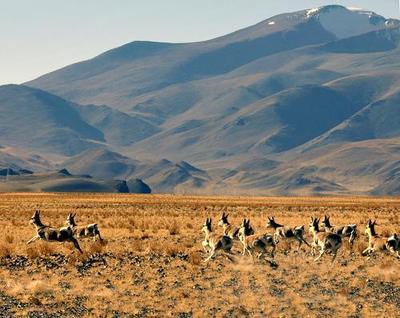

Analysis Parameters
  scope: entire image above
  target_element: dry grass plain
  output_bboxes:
[0,193,399,318]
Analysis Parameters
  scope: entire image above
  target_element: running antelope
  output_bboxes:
[218,212,240,239]
[238,219,277,267]
[27,210,82,253]
[362,220,400,258]
[308,217,342,262]
[234,219,257,255]
[66,213,103,242]
[202,218,234,262]
[322,215,357,245]
[387,234,400,258]
[266,217,310,250]
[218,213,255,252]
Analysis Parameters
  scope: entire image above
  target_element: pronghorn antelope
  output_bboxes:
[266,217,310,250]
[322,215,357,245]
[66,213,103,242]
[238,219,277,267]
[201,218,234,262]
[362,220,400,258]
[308,217,342,262]
[27,210,83,253]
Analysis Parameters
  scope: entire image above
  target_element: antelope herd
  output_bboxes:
[26,210,400,264]
[202,213,400,264]
[27,210,103,253]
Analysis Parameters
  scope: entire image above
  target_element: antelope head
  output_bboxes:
[308,217,320,234]
[202,218,212,234]
[244,219,254,236]
[218,212,229,227]
[321,215,331,228]
[365,219,377,237]
[266,216,282,229]
[29,210,42,227]
[66,213,77,227]
[238,219,254,239]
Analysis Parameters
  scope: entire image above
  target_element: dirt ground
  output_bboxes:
[0,193,399,317]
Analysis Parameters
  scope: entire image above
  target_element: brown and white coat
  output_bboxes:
[66,213,103,242]
[322,215,357,245]
[202,218,234,262]
[266,217,310,250]
[238,219,277,267]
[362,220,400,258]
[27,210,82,253]
[308,217,342,262]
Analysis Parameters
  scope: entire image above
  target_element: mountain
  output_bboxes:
[221,138,400,195]
[127,179,152,194]
[74,104,160,146]
[0,85,104,156]
[0,84,164,155]
[62,148,141,179]
[62,148,212,193]
[27,5,398,109]
[305,5,398,39]
[0,146,53,172]
[0,169,151,193]
[0,5,399,194]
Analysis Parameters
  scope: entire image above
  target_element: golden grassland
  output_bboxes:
[0,193,399,317]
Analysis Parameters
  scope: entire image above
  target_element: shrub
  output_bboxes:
[0,243,12,257]
[168,221,180,236]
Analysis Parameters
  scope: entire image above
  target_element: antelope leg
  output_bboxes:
[223,252,235,263]
[362,247,370,256]
[204,249,216,262]
[270,245,275,258]
[26,235,39,245]
[242,244,246,255]
[96,233,104,242]
[71,237,83,253]
[314,248,326,262]
[331,250,338,263]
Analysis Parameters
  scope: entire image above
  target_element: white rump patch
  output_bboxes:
[268,21,276,25]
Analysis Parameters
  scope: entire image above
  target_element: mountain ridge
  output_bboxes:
[26,5,399,108]
[0,5,399,194]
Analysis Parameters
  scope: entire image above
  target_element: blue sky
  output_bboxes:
[1,0,399,85]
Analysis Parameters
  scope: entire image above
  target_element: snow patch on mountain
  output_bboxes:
[306,8,320,17]
[346,7,363,12]
[386,19,400,28]
[307,5,388,39]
